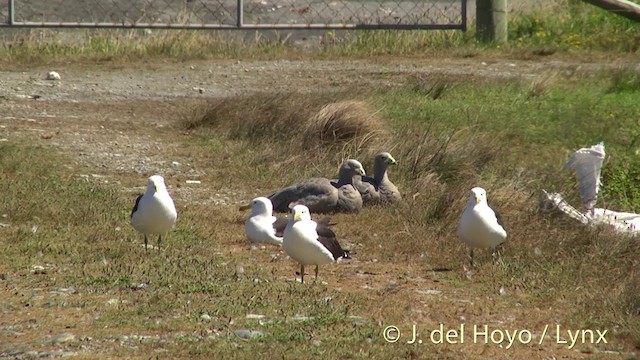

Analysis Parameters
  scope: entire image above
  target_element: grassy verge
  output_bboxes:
[1,0,638,65]
[183,65,640,351]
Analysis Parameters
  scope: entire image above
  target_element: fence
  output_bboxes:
[0,0,467,30]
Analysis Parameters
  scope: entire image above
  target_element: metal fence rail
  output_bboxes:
[0,0,466,30]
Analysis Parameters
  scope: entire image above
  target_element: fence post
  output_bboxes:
[476,0,508,43]
[8,0,14,25]
[237,0,243,28]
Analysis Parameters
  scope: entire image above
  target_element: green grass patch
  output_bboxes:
[183,67,640,351]
[1,0,638,65]
[2,65,639,357]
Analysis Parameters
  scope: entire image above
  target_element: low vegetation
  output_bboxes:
[2,65,639,358]
[1,0,639,65]
[5,64,640,358]
[1,0,639,358]
[185,66,640,352]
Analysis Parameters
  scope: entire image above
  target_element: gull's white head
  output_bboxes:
[148,175,167,194]
[291,204,312,222]
[247,197,273,216]
[469,187,487,205]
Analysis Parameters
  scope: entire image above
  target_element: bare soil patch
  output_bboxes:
[1,57,636,359]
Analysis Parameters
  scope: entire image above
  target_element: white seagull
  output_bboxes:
[456,187,507,266]
[240,197,286,246]
[283,205,350,283]
[240,197,337,247]
[131,175,178,251]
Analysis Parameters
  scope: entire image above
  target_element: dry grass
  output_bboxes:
[1,69,639,358]
[180,79,640,354]
[2,0,640,67]
[183,90,390,160]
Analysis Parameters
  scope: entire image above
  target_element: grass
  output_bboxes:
[181,65,640,349]
[184,90,389,155]
[1,0,639,66]
[0,3,639,355]
[1,66,639,358]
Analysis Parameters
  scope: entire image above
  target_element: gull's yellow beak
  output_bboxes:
[154,184,159,193]
[357,168,366,176]
[388,156,397,165]
[294,212,302,221]
[239,204,251,211]
[475,195,482,204]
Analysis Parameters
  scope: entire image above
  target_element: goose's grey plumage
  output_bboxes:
[268,159,365,213]
[354,152,401,205]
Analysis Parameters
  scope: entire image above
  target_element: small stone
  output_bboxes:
[31,265,46,274]
[47,332,75,344]
[234,329,264,340]
[46,71,61,80]
[499,286,507,296]
[54,287,77,295]
[288,315,311,322]
[246,314,265,319]
[348,316,369,326]
[200,313,212,321]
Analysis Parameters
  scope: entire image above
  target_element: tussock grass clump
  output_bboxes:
[184,91,389,151]
[303,100,388,146]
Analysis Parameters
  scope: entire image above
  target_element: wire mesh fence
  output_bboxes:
[463,0,566,20]
[0,0,468,30]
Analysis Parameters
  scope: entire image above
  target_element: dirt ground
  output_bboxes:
[0,56,632,188]
[0,57,637,359]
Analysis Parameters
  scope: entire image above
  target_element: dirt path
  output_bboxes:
[1,57,627,181]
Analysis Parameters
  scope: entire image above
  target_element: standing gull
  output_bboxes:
[268,159,365,213]
[354,152,402,205]
[283,205,350,283]
[131,175,178,251]
[456,187,507,266]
